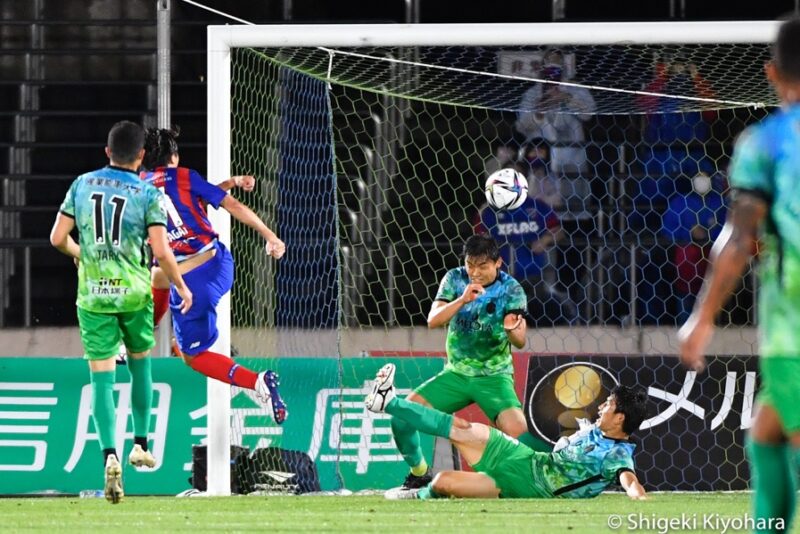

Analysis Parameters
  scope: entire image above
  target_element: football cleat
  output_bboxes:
[384,486,421,500]
[128,444,156,469]
[256,370,288,425]
[365,363,396,413]
[400,468,433,490]
[104,454,124,504]
[115,345,127,366]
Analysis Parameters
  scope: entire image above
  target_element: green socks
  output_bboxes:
[747,438,797,533]
[518,432,552,453]
[90,370,117,451]
[127,356,153,441]
[416,482,442,500]
[385,397,454,439]
[390,416,425,469]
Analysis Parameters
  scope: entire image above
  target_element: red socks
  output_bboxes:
[152,287,170,326]
[188,350,258,389]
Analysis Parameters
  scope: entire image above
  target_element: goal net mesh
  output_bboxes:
[220,40,773,493]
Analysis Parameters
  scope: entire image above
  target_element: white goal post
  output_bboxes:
[205,21,778,496]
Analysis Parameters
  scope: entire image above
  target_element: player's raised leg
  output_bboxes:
[367,365,485,445]
[169,244,287,424]
[389,372,471,490]
[368,364,500,499]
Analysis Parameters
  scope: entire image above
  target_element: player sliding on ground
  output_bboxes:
[389,234,549,491]
[367,363,648,500]
[140,126,287,424]
[51,121,193,504]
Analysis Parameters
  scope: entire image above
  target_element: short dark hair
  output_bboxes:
[612,385,648,435]
[463,234,500,261]
[775,17,800,81]
[143,125,181,169]
[107,121,144,164]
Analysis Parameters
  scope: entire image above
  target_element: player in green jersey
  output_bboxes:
[389,234,546,491]
[368,363,648,500]
[50,121,192,504]
[679,18,800,534]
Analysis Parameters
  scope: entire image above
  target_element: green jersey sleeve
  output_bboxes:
[601,445,635,484]
[505,279,527,314]
[728,126,773,200]
[59,180,77,218]
[145,184,168,228]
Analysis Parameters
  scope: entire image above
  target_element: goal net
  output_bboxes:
[206,21,777,495]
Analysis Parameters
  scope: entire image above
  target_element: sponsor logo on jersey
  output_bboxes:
[495,221,541,236]
[167,225,190,242]
[90,277,131,296]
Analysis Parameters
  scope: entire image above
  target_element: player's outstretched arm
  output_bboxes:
[503,313,526,348]
[148,225,193,314]
[217,175,255,192]
[619,471,647,501]
[678,192,765,372]
[427,283,484,328]
[220,195,285,259]
[50,213,80,259]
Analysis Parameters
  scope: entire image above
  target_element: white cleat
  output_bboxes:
[384,486,420,500]
[104,454,124,504]
[365,363,396,413]
[116,345,127,366]
[128,444,156,468]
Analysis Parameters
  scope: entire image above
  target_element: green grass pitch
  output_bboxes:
[4,492,794,533]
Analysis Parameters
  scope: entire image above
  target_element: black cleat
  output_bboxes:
[401,469,433,490]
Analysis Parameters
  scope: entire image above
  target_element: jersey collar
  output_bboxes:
[483,270,501,289]
[601,433,631,443]
[106,165,139,176]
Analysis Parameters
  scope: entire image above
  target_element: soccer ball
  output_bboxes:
[484,168,528,210]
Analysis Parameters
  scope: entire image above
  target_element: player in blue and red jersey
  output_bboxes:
[141,126,287,424]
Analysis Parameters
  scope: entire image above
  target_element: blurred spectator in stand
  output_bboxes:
[484,144,517,178]
[521,140,564,210]
[661,171,726,324]
[636,52,717,178]
[477,166,578,326]
[514,49,597,174]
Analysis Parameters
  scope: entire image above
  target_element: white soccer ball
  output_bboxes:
[484,168,528,210]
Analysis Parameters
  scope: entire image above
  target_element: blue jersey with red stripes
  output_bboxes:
[140,166,228,260]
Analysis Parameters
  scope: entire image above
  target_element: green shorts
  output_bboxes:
[473,428,551,498]
[77,303,155,361]
[414,369,522,422]
[757,357,800,432]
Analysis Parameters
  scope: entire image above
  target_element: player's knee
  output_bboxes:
[431,472,454,495]
[500,419,527,438]
[788,432,800,449]
[496,410,527,438]
[749,405,785,444]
